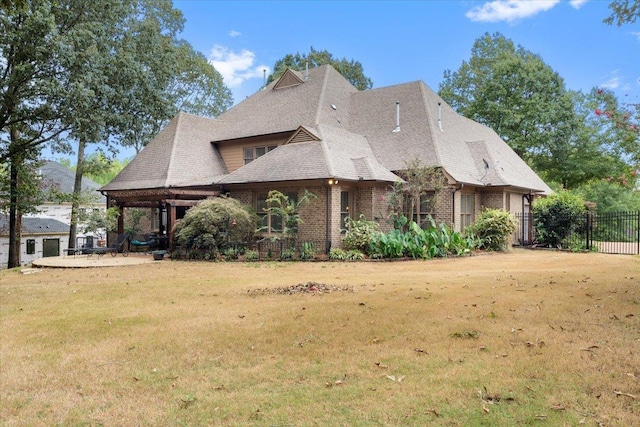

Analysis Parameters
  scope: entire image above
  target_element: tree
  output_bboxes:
[1,1,233,261]
[439,32,577,163]
[533,88,636,189]
[266,47,373,90]
[383,159,447,231]
[263,190,317,239]
[63,0,232,249]
[0,154,46,267]
[604,0,640,25]
[117,22,232,153]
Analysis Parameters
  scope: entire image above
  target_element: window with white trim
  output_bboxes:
[244,145,277,165]
[460,193,474,228]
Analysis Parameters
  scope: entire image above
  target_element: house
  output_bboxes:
[0,214,69,268]
[101,65,551,251]
[36,161,106,232]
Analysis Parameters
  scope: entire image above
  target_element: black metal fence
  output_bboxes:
[515,211,640,255]
[173,238,328,261]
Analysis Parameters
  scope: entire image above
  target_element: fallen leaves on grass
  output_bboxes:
[247,282,354,295]
[452,330,480,339]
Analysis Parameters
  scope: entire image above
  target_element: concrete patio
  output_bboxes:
[31,253,158,268]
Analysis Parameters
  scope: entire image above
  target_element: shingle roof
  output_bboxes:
[100,112,228,191]
[39,161,101,195]
[218,125,401,184]
[0,214,69,235]
[104,64,551,195]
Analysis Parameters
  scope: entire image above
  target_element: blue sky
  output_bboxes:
[174,0,639,107]
[48,0,639,162]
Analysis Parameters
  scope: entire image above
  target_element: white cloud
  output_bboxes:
[228,30,241,38]
[208,45,270,88]
[632,31,640,42]
[600,70,620,90]
[569,0,588,9]
[466,0,560,23]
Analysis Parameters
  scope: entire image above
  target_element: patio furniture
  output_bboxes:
[87,234,129,257]
[130,234,159,254]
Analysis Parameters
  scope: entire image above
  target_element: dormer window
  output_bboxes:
[244,145,277,165]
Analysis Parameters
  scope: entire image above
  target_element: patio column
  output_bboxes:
[168,202,177,250]
[117,204,125,236]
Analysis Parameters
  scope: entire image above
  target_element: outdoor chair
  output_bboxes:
[87,234,129,257]
[129,234,159,254]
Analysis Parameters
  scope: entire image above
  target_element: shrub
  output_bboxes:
[299,242,317,260]
[369,218,474,259]
[533,191,586,248]
[330,248,365,261]
[329,248,348,261]
[343,215,379,253]
[244,250,259,262]
[173,197,257,258]
[280,248,296,261]
[465,208,517,251]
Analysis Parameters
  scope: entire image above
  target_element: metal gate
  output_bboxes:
[515,211,640,255]
[587,211,640,255]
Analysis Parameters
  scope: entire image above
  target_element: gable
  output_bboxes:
[273,69,305,90]
[284,126,321,144]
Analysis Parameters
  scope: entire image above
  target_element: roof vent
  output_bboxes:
[392,101,401,133]
[437,102,443,132]
[305,61,309,81]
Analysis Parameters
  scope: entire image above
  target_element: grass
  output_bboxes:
[1,250,639,426]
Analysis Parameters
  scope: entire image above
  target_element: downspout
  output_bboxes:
[325,184,331,254]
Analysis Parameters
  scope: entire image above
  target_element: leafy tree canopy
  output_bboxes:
[604,0,639,25]
[60,153,130,186]
[439,32,577,161]
[266,47,373,90]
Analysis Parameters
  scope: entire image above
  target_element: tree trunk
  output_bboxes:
[68,139,86,249]
[7,127,22,269]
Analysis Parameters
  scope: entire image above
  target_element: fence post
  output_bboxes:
[585,212,591,251]
[637,210,640,255]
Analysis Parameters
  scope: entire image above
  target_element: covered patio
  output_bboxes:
[103,187,220,250]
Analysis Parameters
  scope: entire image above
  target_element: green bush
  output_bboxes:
[369,218,475,259]
[173,197,257,258]
[299,242,317,260]
[343,214,379,253]
[329,248,365,261]
[533,191,586,248]
[465,208,517,251]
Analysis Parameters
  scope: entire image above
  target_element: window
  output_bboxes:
[257,191,297,234]
[244,145,278,165]
[340,191,350,233]
[408,192,435,227]
[460,194,474,228]
[26,239,36,255]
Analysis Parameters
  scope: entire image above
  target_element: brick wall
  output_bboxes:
[433,188,454,227]
[297,187,326,243]
[480,192,504,210]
